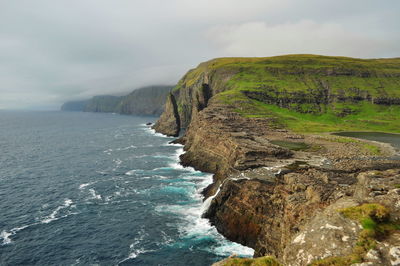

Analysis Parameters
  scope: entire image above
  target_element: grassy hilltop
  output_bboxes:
[173,54,400,133]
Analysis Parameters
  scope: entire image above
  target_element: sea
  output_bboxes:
[0,111,253,266]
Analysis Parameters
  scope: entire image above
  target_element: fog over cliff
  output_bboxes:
[0,0,399,110]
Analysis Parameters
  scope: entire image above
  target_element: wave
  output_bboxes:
[116,145,136,151]
[118,228,155,264]
[162,142,183,147]
[153,144,254,258]
[160,186,195,195]
[143,127,173,138]
[103,148,113,154]
[1,224,33,245]
[125,170,136,176]
[79,183,91,189]
[1,199,76,245]
[41,199,74,224]
[88,189,102,200]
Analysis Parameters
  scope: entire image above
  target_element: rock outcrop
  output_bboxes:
[152,93,181,136]
[205,168,400,265]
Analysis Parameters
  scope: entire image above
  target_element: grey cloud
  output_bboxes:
[0,0,399,109]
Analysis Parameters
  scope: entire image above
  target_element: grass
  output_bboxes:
[361,143,381,155]
[310,203,400,265]
[219,256,281,266]
[173,54,400,134]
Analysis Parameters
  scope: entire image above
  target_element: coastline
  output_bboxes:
[152,104,400,265]
[144,124,255,259]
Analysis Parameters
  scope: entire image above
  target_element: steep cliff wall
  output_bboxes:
[116,85,172,115]
[61,85,172,115]
[83,95,122,113]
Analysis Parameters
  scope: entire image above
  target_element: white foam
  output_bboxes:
[41,199,74,224]
[116,145,137,151]
[1,200,76,244]
[118,228,156,264]
[159,145,254,257]
[0,230,12,245]
[201,186,221,215]
[125,170,136,176]
[211,242,254,257]
[88,189,102,200]
[1,222,43,245]
[79,183,91,189]
[162,142,183,147]
[103,148,113,154]
[143,127,173,138]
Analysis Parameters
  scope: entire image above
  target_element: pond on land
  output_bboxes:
[333,132,400,156]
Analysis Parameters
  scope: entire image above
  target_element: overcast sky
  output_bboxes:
[0,0,399,110]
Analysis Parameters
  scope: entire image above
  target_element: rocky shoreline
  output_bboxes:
[153,56,400,265]
[156,101,400,265]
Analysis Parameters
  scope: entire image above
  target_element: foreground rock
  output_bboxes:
[206,168,400,265]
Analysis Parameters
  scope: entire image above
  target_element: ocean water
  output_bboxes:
[0,111,253,265]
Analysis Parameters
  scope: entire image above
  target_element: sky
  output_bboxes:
[0,0,399,110]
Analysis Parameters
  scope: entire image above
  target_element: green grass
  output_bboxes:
[311,203,400,265]
[173,54,400,134]
[219,256,281,266]
[227,99,400,133]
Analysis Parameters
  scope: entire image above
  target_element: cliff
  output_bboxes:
[60,100,89,111]
[61,85,172,115]
[153,55,400,265]
[83,95,122,113]
[116,85,171,115]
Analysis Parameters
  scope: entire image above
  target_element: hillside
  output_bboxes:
[153,55,400,265]
[61,85,172,115]
[156,55,400,135]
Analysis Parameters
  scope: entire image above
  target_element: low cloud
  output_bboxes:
[206,20,399,58]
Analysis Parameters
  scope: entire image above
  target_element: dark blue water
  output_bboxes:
[0,111,253,265]
[333,132,400,151]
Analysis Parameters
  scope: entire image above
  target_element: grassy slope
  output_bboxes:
[177,55,400,133]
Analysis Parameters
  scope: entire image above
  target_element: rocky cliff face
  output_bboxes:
[83,95,122,113]
[205,167,400,265]
[61,100,90,111]
[152,93,181,136]
[154,55,400,265]
[116,85,172,115]
[61,85,172,115]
